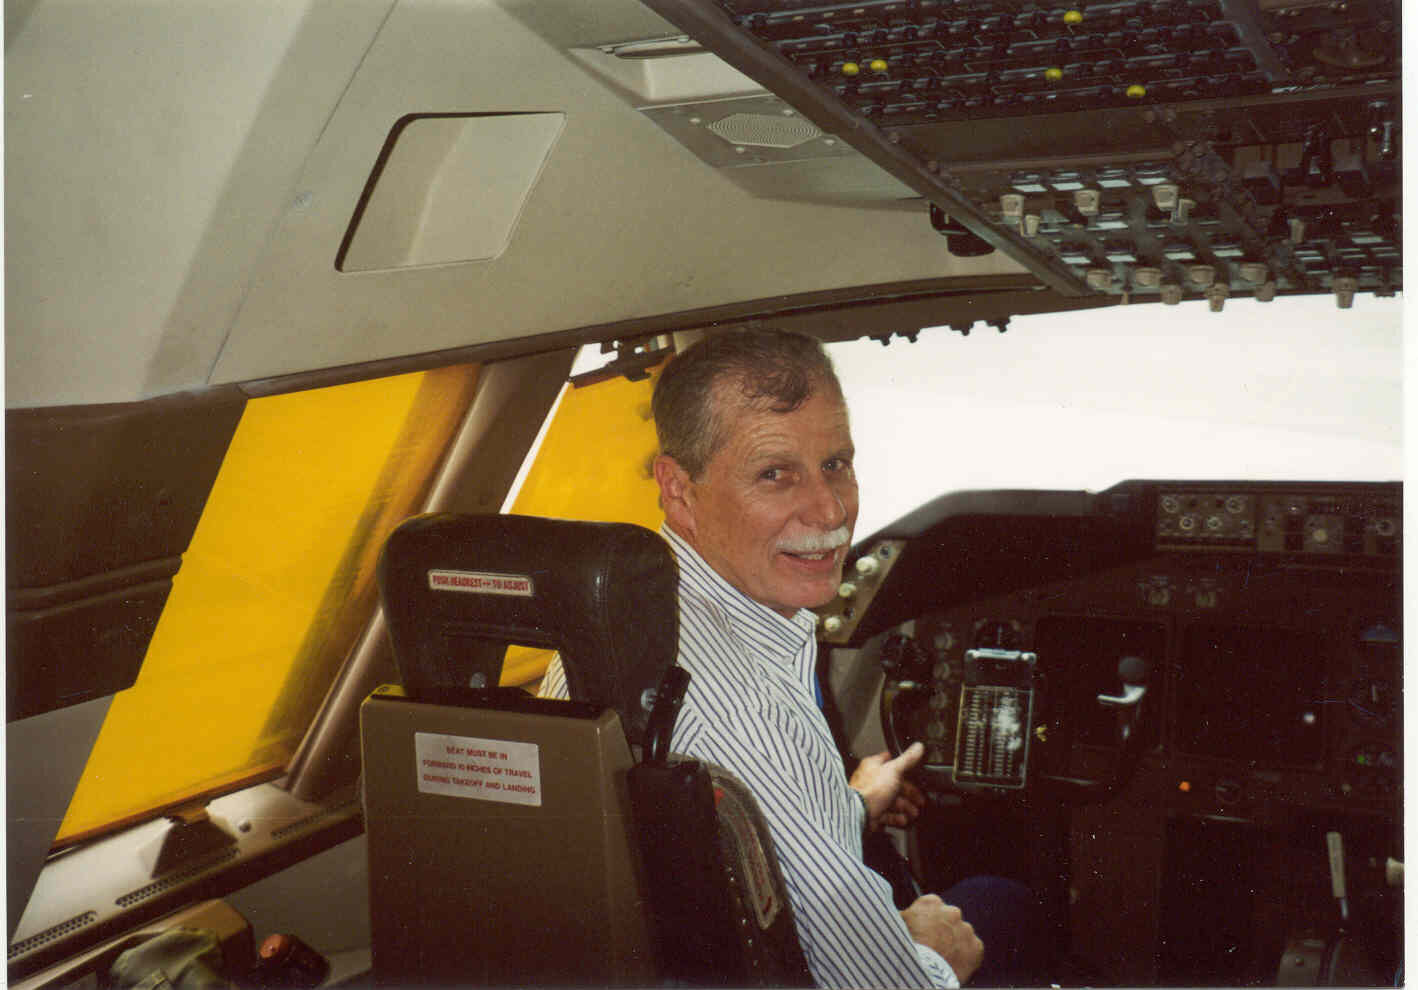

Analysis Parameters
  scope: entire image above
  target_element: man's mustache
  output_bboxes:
[777,526,851,555]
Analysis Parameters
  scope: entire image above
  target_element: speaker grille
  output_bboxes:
[707,113,822,149]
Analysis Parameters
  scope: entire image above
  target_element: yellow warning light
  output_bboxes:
[841,61,861,76]
[1045,67,1064,81]
[1063,9,1084,24]
[868,58,889,73]
[1178,780,1192,793]
[1126,83,1147,98]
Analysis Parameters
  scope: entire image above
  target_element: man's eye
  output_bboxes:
[759,467,783,482]
[825,457,853,474]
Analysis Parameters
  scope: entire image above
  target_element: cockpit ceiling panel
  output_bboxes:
[206,0,1021,389]
[6,0,1024,409]
[337,113,569,272]
[9,0,1397,405]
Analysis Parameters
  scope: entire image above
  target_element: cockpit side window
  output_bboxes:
[55,366,480,845]
[500,363,664,688]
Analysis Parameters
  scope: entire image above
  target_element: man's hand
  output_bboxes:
[850,742,926,830]
[901,894,984,984]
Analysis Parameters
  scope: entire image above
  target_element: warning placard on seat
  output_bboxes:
[427,569,534,596]
[414,732,542,806]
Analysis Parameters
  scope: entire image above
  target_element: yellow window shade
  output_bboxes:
[56,365,480,844]
[501,366,665,687]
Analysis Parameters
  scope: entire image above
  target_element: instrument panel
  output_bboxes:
[825,480,1401,823]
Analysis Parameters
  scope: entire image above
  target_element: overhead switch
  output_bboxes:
[1206,283,1230,312]
[1151,184,1179,212]
[1132,267,1162,288]
[1238,262,1270,284]
[1333,275,1359,309]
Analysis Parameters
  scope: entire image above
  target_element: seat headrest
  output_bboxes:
[377,513,678,745]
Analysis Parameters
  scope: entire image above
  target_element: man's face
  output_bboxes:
[659,384,859,617]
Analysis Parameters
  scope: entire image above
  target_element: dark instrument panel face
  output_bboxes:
[864,481,1400,822]
[851,481,1400,986]
[1157,487,1401,556]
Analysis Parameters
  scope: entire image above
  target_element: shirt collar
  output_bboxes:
[659,523,819,656]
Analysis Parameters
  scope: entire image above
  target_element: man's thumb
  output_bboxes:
[892,741,925,771]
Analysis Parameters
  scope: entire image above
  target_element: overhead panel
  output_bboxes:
[642,0,1402,310]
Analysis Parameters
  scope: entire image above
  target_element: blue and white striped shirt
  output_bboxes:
[541,525,956,988]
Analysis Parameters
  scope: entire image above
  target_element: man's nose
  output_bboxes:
[802,475,848,529]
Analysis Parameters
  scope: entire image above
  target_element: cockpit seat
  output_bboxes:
[360,513,810,986]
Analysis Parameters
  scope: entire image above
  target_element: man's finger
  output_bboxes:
[894,793,924,818]
[889,741,925,772]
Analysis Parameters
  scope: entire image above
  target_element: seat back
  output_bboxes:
[362,513,808,986]
[629,757,813,986]
[376,513,679,746]
[362,694,654,985]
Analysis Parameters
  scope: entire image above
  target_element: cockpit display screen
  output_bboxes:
[1174,625,1325,768]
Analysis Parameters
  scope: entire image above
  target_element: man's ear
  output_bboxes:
[653,454,697,540]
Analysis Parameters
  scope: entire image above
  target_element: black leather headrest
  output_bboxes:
[377,513,679,745]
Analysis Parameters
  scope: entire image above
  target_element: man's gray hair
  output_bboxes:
[651,328,844,478]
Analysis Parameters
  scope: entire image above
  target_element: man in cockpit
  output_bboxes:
[542,328,1022,987]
